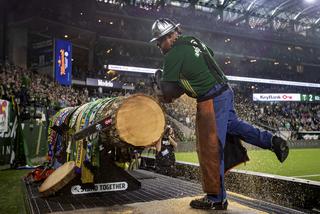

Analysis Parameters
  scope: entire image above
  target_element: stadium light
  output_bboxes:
[64,35,68,38]
[305,0,315,3]
[106,48,112,54]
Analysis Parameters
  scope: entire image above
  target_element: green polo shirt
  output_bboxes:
[162,36,225,98]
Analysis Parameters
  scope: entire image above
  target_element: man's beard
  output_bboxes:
[161,38,178,55]
[161,48,169,55]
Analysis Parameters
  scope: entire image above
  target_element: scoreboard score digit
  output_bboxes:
[300,94,320,102]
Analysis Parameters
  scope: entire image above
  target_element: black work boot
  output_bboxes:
[271,136,289,163]
[190,196,228,210]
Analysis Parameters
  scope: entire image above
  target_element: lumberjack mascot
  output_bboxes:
[150,18,289,210]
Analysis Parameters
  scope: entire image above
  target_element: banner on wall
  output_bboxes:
[54,39,72,86]
[0,101,17,167]
[0,100,9,133]
[297,131,320,140]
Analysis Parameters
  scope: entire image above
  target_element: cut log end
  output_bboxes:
[115,94,165,147]
[39,161,76,196]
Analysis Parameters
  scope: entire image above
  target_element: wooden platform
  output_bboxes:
[22,170,304,214]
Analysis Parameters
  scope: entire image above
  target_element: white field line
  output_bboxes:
[293,174,320,178]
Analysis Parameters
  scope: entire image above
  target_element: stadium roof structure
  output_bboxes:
[145,0,320,35]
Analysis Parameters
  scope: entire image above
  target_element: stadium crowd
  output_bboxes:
[0,63,90,115]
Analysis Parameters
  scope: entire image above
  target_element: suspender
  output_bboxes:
[172,37,228,84]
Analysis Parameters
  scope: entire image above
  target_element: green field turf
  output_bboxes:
[175,148,320,181]
[0,148,319,213]
[0,169,31,214]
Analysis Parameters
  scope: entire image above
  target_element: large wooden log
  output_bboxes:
[99,94,165,147]
[49,94,165,154]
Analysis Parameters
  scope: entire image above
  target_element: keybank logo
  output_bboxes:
[260,94,293,100]
[253,93,300,101]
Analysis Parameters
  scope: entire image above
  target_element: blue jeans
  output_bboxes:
[203,84,273,201]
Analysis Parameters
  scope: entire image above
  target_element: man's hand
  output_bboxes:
[153,88,173,103]
[152,69,184,103]
[155,69,163,88]
[152,82,163,96]
[152,82,167,102]
[151,69,165,101]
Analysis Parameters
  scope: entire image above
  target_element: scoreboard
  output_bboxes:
[300,94,320,102]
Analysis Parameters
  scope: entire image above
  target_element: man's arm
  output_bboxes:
[159,47,185,102]
[153,70,184,103]
[159,81,184,103]
[168,135,178,149]
[155,138,162,152]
